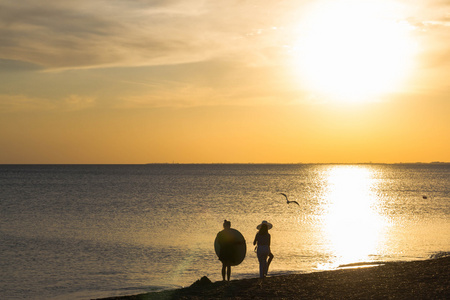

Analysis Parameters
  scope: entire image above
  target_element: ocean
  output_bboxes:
[1,164,449,299]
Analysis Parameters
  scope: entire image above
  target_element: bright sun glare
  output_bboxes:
[292,0,416,103]
[320,166,385,267]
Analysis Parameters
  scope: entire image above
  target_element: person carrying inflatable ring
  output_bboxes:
[215,220,246,281]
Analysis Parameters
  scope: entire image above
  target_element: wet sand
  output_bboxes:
[99,256,449,299]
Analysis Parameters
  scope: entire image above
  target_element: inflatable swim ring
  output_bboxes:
[214,228,246,266]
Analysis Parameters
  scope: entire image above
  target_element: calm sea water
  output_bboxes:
[1,164,449,299]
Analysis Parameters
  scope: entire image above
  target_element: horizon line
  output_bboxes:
[1,162,449,165]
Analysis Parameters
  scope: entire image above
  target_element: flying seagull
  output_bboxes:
[280,193,299,206]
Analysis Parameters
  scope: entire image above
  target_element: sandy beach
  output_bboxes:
[99,256,449,299]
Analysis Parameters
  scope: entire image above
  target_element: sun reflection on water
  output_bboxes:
[319,166,385,268]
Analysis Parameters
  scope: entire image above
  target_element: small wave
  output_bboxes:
[430,251,450,259]
[116,284,182,292]
[338,262,385,269]
[339,254,450,269]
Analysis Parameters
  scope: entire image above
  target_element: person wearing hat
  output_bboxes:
[253,220,273,278]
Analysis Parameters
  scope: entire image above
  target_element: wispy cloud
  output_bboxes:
[0,0,290,70]
[2,0,448,71]
[0,93,96,112]
[0,94,55,112]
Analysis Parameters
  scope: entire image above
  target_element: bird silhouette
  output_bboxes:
[280,193,299,206]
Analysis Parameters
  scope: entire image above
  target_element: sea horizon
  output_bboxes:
[1,162,449,165]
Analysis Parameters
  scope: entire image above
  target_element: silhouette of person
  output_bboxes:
[253,220,273,278]
[216,220,234,281]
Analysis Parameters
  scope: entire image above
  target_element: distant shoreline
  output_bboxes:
[1,162,449,166]
[99,256,450,300]
[144,162,450,165]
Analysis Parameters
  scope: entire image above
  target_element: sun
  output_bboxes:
[290,0,416,103]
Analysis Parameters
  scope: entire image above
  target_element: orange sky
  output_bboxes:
[0,0,449,164]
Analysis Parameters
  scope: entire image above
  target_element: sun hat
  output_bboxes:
[256,220,273,230]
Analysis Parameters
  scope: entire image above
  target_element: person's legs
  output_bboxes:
[226,266,231,281]
[221,264,226,281]
[266,252,274,276]
[257,251,268,278]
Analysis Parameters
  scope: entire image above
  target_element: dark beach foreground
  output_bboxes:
[99,256,449,299]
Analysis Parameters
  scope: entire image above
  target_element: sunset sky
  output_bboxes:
[1,0,449,164]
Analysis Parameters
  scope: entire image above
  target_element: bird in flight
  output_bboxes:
[280,193,299,206]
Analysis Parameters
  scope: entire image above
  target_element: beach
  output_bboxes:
[100,256,449,299]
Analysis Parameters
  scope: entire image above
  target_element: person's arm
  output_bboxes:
[217,232,224,246]
[253,233,258,246]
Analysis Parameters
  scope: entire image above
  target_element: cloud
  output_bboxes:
[0,0,291,70]
[406,7,450,70]
[0,94,96,113]
[0,0,448,77]
[0,59,42,72]
[115,69,309,109]
[0,94,55,113]
[63,94,96,111]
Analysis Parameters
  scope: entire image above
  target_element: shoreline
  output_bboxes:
[98,256,450,299]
